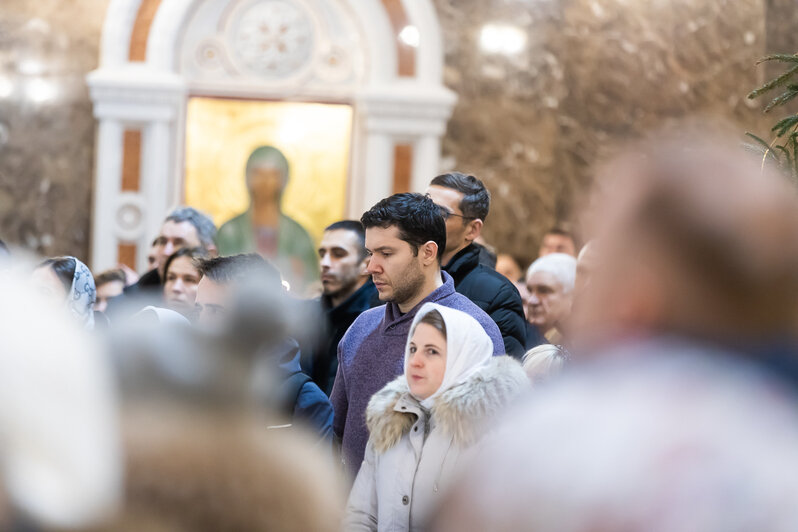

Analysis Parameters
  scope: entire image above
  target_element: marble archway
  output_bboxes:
[87,0,456,272]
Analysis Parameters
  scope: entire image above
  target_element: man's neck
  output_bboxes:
[441,243,471,268]
[397,269,444,314]
[329,277,368,308]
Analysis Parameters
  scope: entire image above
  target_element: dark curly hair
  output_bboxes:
[360,193,447,264]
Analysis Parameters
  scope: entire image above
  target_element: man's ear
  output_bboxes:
[420,241,439,266]
[207,244,219,258]
[464,218,483,243]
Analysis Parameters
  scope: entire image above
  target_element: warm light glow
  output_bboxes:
[25,78,58,104]
[0,76,13,99]
[17,59,46,76]
[184,98,353,245]
[399,25,420,48]
[479,24,527,55]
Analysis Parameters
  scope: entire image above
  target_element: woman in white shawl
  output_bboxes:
[32,256,97,330]
[345,302,528,532]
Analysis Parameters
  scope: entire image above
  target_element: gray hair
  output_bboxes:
[526,253,577,294]
[522,344,567,383]
[165,207,217,249]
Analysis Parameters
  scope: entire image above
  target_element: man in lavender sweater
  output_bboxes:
[330,193,504,479]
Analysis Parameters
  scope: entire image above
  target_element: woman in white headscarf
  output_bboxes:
[345,302,528,532]
[32,256,97,330]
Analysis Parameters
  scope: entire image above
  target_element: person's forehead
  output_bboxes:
[527,270,564,290]
[543,233,573,246]
[426,185,464,212]
[168,255,199,275]
[321,229,361,252]
[32,266,66,292]
[196,276,226,301]
[411,322,446,342]
[97,279,124,291]
[161,220,199,241]
[365,225,407,247]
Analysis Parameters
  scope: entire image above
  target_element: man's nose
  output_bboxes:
[320,253,332,268]
[366,257,380,273]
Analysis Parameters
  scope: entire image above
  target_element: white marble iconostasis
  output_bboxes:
[88,0,456,272]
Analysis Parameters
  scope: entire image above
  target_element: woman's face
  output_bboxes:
[164,256,202,316]
[31,265,68,304]
[407,322,447,400]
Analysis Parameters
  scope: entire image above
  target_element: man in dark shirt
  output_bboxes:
[426,172,530,358]
[312,220,377,395]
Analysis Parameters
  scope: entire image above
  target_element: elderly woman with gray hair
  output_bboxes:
[524,252,577,344]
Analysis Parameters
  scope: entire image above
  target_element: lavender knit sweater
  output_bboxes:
[330,272,503,478]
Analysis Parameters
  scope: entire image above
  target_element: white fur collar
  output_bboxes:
[366,356,528,453]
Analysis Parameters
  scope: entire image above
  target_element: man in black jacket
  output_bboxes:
[426,172,532,358]
[311,220,378,395]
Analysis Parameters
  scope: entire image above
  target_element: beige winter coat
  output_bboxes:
[344,356,528,532]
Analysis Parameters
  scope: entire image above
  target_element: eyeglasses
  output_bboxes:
[437,206,474,221]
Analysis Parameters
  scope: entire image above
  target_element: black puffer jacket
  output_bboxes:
[443,244,527,359]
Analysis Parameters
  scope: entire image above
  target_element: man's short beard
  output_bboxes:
[386,259,426,306]
[323,276,360,300]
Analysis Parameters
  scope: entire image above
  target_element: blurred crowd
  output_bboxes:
[3,126,798,531]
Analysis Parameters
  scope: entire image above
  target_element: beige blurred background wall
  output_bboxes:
[0,0,796,266]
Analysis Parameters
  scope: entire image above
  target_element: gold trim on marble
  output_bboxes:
[381,0,416,77]
[129,0,163,62]
[392,143,413,194]
[118,243,137,270]
[121,130,142,192]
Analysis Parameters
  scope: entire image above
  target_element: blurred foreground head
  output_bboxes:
[0,260,120,530]
[432,350,798,532]
[105,253,342,531]
[571,129,798,349]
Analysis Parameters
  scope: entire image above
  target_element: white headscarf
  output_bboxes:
[67,257,96,331]
[135,305,191,326]
[404,302,494,408]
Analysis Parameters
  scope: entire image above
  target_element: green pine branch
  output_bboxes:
[746,52,798,179]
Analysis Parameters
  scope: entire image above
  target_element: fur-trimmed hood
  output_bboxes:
[366,356,528,453]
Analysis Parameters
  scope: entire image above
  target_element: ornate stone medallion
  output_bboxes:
[230,0,315,79]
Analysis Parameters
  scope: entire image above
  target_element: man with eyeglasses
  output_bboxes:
[426,172,531,358]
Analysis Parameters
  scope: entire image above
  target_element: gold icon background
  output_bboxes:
[185,97,353,245]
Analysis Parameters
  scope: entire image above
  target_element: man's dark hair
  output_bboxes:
[430,172,491,221]
[165,207,217,250]
[325,220,367,260]
[360,193,446,264]
[196,253,280,288]
[95,268,127,288]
